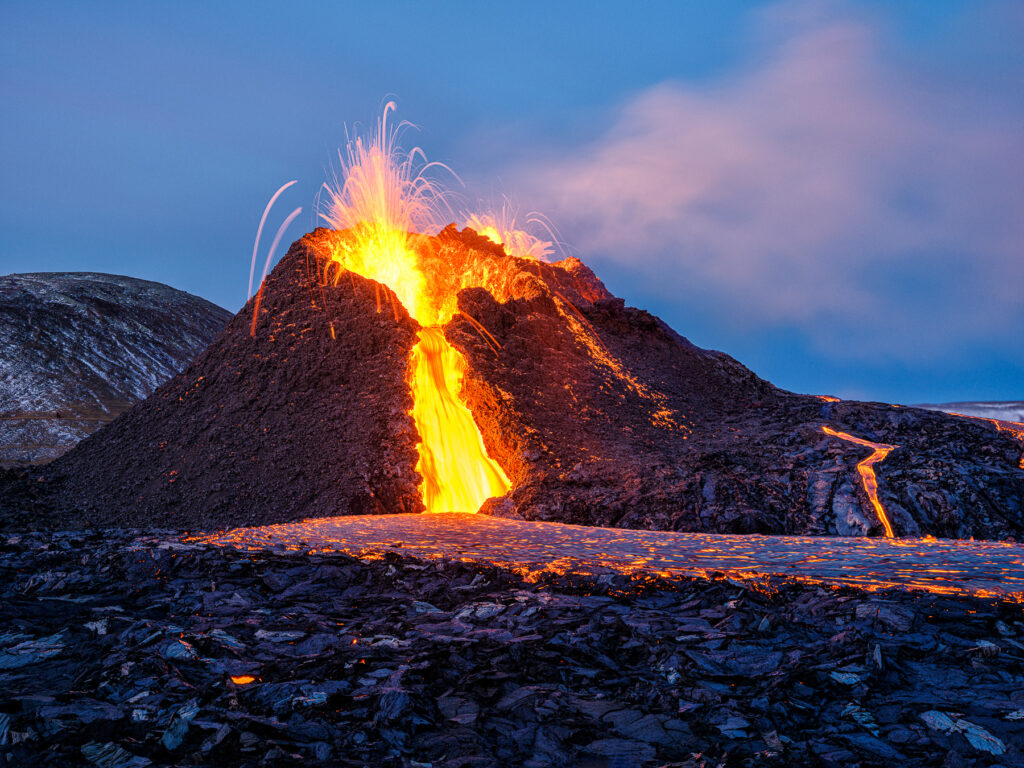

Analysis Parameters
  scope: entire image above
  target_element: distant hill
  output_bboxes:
[0,272,231,466]
[915,402,1024,424]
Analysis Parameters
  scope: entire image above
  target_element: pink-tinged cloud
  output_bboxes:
[511,3,1024,361]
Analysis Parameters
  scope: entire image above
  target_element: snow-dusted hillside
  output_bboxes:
[915,402,1024,424]
[0,272,231,465]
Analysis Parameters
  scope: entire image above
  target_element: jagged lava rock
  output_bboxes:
[442,232,1024,539]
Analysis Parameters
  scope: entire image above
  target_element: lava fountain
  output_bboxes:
[463,201,555,261]
[318,103,510,512]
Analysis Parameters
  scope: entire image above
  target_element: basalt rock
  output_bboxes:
[2,227,1022,537]
[2,529,1022,767]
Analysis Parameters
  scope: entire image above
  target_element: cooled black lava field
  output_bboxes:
[2,529,1023,768]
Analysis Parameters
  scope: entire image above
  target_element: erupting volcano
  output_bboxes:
[2,105,1022,539]
[311,105,516,513]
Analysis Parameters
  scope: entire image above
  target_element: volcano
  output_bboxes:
[3,225,1022,538]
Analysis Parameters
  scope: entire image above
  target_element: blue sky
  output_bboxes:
[1,1,1021,404]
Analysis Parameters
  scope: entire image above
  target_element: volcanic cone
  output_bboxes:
[2,226,1023,538]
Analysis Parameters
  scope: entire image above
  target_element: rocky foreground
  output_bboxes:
[1,530,1022,767]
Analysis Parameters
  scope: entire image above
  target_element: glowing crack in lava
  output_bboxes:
[317,102,511,512]
[822,426,897,538]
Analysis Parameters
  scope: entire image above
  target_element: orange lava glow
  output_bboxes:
[464,203,554,260]
[230,675,256,685]
[822,426,897,538]
[317,103,510,512]
[410,327,510,512]
[193,513,1024,601]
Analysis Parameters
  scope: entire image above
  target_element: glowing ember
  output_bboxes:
[822,426,897,538]
[317,103,509,511]
[230,675,256,685]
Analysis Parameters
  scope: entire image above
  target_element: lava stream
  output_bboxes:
[409,327,510,512]
[822,426,897,538]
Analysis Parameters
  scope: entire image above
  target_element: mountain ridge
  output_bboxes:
[915,401,1024,424]
[0,271,231,465]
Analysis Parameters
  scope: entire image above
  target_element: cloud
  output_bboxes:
[509,2,1024,361]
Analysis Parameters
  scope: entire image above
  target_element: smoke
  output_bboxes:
[509,2,1024,361]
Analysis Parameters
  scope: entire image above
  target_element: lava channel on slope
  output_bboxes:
[309,103,557,513]
[822,426,897,538]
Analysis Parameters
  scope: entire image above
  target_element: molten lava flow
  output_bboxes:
[410,328,510,512]
[317,102,510,512]
[822,426,897,538]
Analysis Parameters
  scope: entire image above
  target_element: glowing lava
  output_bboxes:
[822,426,897,538]
[464,203,554,261]
[196,514,1024,600]
[410,328,510,512]
[317,102,510,512]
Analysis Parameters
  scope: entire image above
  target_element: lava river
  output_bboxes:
[409,327,510,512]
[821,426,897,537]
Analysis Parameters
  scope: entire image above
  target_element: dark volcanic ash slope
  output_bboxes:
[0,272,230,466]
[451,277,1024,539]
[3,241,423,529]
[440,229,1023,540]
[3,228,1022,537]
